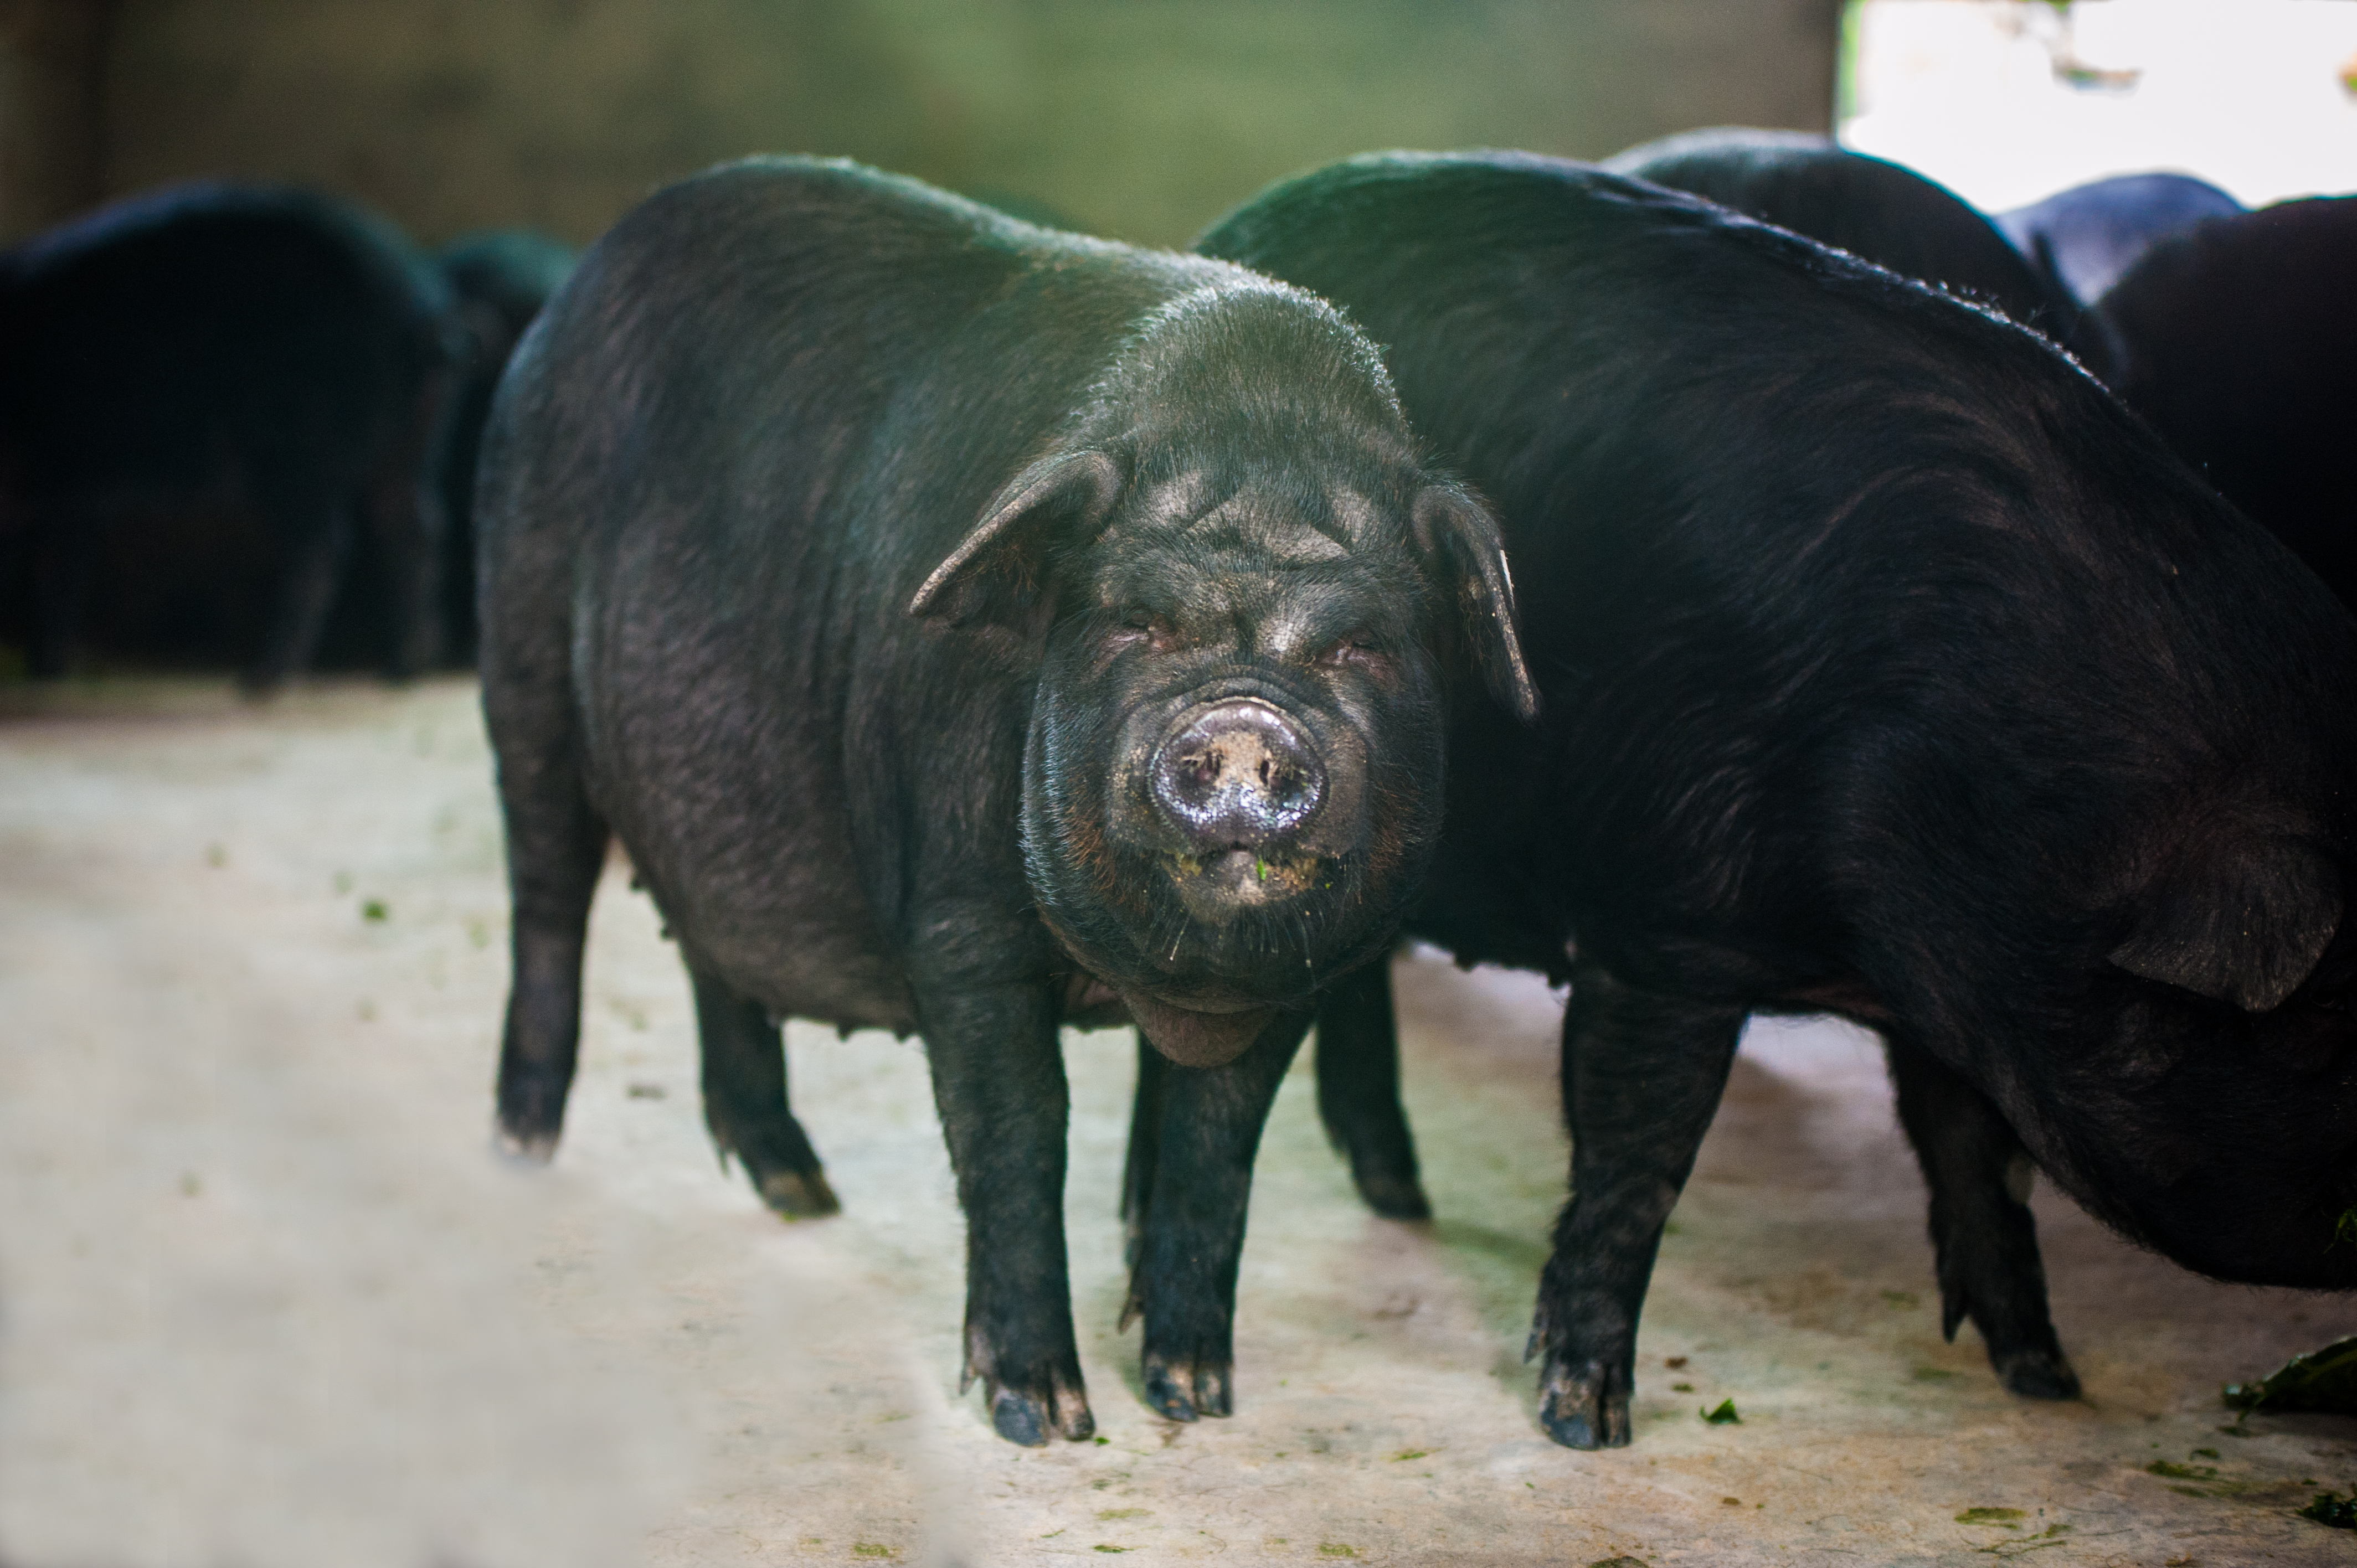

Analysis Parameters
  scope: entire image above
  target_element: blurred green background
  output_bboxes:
[1,0,1841,248]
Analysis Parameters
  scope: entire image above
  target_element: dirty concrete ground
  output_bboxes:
[0,677,2350,1568]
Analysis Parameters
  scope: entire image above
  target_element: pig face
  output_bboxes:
[2045,826,2357,1289]
[1904,781,2357,1291]
[911,285,1533,1066]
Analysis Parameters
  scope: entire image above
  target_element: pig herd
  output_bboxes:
[6,138,2352,1454]
[0,183,575,687]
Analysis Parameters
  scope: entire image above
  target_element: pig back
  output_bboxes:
[1200,153,2357,1008]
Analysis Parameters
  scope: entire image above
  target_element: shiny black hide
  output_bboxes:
[1197,151,2357,1449]
[477,157,1530,1446]
[1604,127,2111,378]
[2096,196,2357,617]
[1995,172,2242,307]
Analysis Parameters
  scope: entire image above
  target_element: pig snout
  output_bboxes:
[1151,698,1325,849]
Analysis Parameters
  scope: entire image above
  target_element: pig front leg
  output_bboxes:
[1885,1033,2079,1400]
[1531,958,1743,1448]
[1123,1010,1312,1422]
[917,974,1093,1446]
[1311,957,1432,1219]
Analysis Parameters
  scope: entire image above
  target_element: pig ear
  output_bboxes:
[2109,837,2342,1013]
[908,450,1122,626]
[1412,484,1539,724]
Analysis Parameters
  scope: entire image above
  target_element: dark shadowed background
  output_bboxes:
[0,0,1843,249]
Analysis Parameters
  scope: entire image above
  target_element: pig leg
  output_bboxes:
[487,678,608,1161]
[25,510,96,680]
[1885,1034,2080,1399]
[364,371,455,679]
[1121,1032,1168,1268]
[689,966,839,1218]
[363,467,446,681]
[243,496,352,692]
[1125,1009,1313,1422]
[920,978,1093,1446]
[1312,958,1432,1219]
[1531,959,1743,1448]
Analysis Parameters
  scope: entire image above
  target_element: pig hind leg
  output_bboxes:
[690,967,840,1218]
[1311,959,1432,1220]
[1532,960,1744,1448]
[1886,1034,2080,1399]
[486,666,607,1160]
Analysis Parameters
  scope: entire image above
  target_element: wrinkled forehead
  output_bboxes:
[1098,469,1400,566]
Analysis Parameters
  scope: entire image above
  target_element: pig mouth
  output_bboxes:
[1161,845,1326,913]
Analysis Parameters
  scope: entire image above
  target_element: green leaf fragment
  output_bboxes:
[2299,1490,2357,1529]
[2222,1334,2357,1414]
[1700,1398,1740,1424]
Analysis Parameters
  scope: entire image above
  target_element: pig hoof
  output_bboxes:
[985,1375,1094,1446]
[757,1168,842,1219]
[990,1386,1054,1447]
[1537,1359,1632,1449]
[1142,1351,1232,1421]
[1352,1170,1433,1221]
[491,1122,558,1165]
[1994,1348,2081,1401]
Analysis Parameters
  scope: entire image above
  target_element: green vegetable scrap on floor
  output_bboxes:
[1700,1399,1740,1424]
[2299,1490,2357,1530]
[2222,1334,2357,1415]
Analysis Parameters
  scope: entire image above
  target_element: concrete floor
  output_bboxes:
[1,677,2352,1568]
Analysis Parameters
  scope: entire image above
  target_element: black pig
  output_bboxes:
[0,182,456,686]
[1198,151,2357,1448]
[1604,128,2109,377]
[478,158,1532,1445]
[1995,172,2242,308]
[433,229,577,664]
[2094,197,2356,612]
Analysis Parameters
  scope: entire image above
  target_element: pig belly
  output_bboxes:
[581,620,919,1037]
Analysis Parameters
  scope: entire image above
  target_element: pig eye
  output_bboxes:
[1318,629,1383,668]
[1111,607,1178,649]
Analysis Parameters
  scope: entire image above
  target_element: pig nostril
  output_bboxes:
[1150,697,1325,848]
